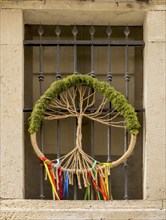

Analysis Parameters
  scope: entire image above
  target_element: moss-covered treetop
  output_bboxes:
[29,74,140,135]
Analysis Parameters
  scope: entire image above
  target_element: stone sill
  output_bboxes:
[1,199,166,220]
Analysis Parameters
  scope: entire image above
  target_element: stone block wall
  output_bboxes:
[1,9,24,199]
[0,1,166,219]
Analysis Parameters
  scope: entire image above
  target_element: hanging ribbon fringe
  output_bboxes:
[40,157,60,200]
[40,157,113,200]
[29,77,138,201]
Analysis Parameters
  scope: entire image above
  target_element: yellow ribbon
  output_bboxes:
[87,185,90,200]
[101,162,113,169]
[104,165,109,197]
[43,160,60,200]
[101,162,114,200]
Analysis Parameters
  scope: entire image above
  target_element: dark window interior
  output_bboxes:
[24,25,143,200]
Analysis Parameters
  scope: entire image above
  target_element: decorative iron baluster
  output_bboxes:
[72,25,78,74]
[90,25,95,78]
[55,25,61,162]
[107,25,113,199]
[124,26,130,99]
[90,24,96,159]
[55,25,61,80]
[55,26,62,200]
[124,26,130,200]
[38,24,44,199]
[72,25,78,200]
[106,25,112,162]
[90,25,96,200]
[38,25,44,92]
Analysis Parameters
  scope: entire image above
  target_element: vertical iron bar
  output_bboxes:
[72,25,78,200]
[124,26,130,200]
[55,26,62,200]
[107,26,113,199]
[55,26,62,161]
[55,26,61,81]
[73,25,78,74]
[38,25,44,199]
[106,25,112,162]
[73,174,77,200]
[56,120,60,159]
[90,25,95,78]
[73,119,77,200]
[90,25,95,200]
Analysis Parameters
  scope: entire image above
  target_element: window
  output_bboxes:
[24,25,144,200]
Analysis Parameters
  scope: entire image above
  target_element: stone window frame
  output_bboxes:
[24,24,143,200]
[1,1,165,206]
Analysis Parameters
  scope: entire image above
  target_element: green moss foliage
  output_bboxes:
[29,75,140,135]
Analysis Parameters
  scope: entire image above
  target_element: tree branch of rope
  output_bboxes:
[42,86,125,188]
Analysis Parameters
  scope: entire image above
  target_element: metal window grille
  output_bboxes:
[24,25,144,200]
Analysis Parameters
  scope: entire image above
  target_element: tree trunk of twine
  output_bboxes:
[76,114,83,149]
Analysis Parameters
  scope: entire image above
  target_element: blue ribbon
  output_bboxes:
[63,169,69,199]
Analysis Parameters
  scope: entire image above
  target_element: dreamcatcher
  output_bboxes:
[29,75,140,200]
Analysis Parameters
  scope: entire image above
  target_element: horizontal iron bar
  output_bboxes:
[33,72,135,76]
[24,40,144,47]
[23,108,145,113]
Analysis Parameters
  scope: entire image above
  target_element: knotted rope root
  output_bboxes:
[55,147,106,189]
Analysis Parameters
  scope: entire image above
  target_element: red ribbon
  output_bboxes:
[58,166,63,200]
[48,162,56,188]
[39,156,48,162]
[40,157,58,199]
[87,170,110,200]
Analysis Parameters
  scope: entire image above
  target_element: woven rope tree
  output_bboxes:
[29,75,140,200]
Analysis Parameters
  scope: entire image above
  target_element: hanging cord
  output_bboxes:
[49,162,56,200]
[104,165,109,197]
[87,169,110,200]
[63,169,69,199]
[84,160,97,200]
[91,160,101,200]
[58,166,63,200]
[101,162,113,200]
[84,184,91,200]
[98,169,109,200]
[40,157,60,200]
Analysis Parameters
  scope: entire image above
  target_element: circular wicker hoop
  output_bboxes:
[29,75,140,168]
[30,132,136,168]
